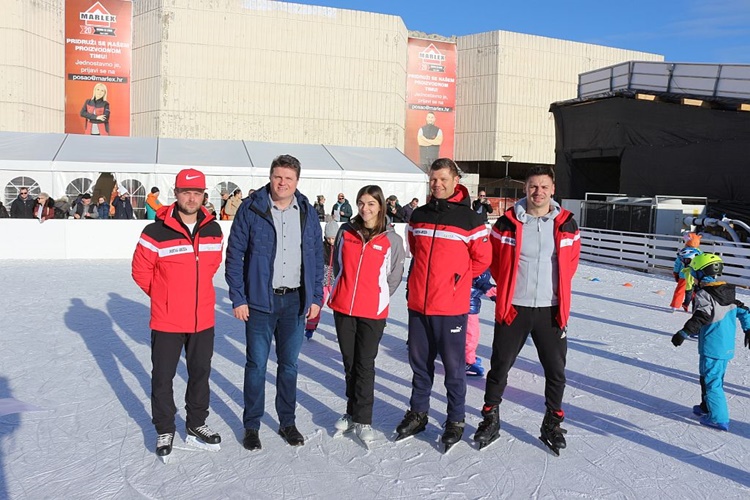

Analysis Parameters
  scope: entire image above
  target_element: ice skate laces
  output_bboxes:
[157,433,173,447]
[191,424,216,439]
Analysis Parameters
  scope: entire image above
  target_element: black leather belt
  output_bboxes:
[273,286,299,295]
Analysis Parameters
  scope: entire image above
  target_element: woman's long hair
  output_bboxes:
[350,185,387,241]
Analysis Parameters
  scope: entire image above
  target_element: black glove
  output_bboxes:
[673,272,680,283]
[671,330,688,347]
[744,330,750,349]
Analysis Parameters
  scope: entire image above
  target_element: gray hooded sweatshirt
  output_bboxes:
[511,197,561,308]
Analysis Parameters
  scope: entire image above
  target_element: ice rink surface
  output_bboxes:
[1,259,748,499]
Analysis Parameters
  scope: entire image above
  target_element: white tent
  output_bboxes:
[0,132,428,216]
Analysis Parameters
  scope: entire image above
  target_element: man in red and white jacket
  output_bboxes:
[132,168,223,460]
[396,158,492,449]
[474,165,580,455]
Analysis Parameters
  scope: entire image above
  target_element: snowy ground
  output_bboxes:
[1,259,749,499]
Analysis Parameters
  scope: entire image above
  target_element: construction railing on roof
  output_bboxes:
[580,228,750,288]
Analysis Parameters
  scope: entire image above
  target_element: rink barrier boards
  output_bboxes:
[1,220,749,288]
[580,228,750,288]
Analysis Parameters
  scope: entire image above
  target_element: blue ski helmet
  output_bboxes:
[678,247,702,265]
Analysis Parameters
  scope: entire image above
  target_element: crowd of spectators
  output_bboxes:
[1,186,421,224]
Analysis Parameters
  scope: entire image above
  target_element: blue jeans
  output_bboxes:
[243,291,305,430]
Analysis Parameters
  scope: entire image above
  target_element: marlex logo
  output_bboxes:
[79,2,117,36]
[417,43,446,73]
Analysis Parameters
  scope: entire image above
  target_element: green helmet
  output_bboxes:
[689,253,723,279]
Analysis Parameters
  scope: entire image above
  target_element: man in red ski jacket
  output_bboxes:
[396,158,491,450]
[132,168,223,460]
[474,165,580,455]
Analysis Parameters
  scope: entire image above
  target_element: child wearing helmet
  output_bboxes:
[671,253,750,431]
[670,233,703,312]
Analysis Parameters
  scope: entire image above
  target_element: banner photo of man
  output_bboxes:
[404,38,457,171]
[64,0,132,136]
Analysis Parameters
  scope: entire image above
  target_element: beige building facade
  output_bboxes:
[1,0,663,167]
[132,0,408,147]
[0,0,65,133]
[455,31,664,166]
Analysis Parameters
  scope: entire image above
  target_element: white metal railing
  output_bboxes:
[580,228,750,288]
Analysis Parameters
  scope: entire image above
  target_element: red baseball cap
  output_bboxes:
[175,168,206,189]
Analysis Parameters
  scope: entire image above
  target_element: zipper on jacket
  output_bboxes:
[533,216,542,308]
[193,223,203,333]
[423,211,444,312]
[348,233,368,316]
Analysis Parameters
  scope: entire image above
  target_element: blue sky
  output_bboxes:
[290,0,750,64]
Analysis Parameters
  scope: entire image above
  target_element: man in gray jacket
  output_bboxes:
[473,165,580,455]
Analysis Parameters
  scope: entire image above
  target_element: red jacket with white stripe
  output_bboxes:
[490,205,580,328]
[132,204,223,333]
[328,223,406,320]
[406,184,492,316]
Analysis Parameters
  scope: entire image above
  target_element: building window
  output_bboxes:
[65,177,93,203]
[214,181,239,210]
[4,176,40,207]
[119,179,146,219]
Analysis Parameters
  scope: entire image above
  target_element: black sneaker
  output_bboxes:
[187,424,221,444]
[279,425,305,446]
[395,409,428,440]
[243,429,262,451]
[156,432,174,456]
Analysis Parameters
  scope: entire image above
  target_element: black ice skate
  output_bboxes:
[395,410,427,441]
[539,409,567,456]
[156,432,174,464]
[186,424,221,452]
[473,405,500,450]
[441,420,465,453]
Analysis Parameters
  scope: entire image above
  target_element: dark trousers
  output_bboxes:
[407,310,468,422]
[334,312,386,425]
[484,306,567,412]
[151,327,215,434]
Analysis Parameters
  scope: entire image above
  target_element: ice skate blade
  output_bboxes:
[185,435,221,452]
[476,436,499,450]
[333,427,354,438]
[539,436,561,456]
[443,442,459,454]
[356,436,373,450]
[159,453,171,464]
[394,432,417,442]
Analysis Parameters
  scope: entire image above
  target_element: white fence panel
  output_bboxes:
[580,228,750,288]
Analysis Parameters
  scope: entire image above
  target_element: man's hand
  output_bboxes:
[233,304,249,321]
[307,304,321,320]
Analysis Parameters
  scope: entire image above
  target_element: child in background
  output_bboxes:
[671,232,702,312]
[671,253,750,431]
[305,220,339,339]
[466,270,496,377]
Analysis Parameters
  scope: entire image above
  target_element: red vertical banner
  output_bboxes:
[65,0,132,136]
[404,38,457,170]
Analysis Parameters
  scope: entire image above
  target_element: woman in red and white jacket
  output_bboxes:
[327,185,406,443]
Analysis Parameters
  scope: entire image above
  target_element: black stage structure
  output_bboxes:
[550,62,750,222]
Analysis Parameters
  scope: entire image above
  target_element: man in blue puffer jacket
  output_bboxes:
[225,154,323,451]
